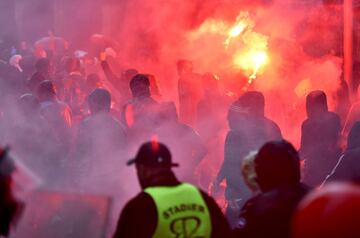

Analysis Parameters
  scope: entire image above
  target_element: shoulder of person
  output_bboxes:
[122,191,156,213]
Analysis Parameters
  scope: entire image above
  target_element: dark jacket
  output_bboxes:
[232,183,310,238]
[113,174,230,238]
[328,121,360,183]
[300,91,342,187]
[218,116,282,200]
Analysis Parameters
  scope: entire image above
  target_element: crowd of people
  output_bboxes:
[0,34,360,238]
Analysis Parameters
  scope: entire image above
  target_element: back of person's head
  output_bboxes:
[292,182,360,238]
[255,140,301,192]
[306,90,328,118]
[237,91,265,116]
[130,74,151,98]
[18,94,40,116]
[28,72,46,93]
[35,58,50,74]
[37,80,56,102]
[88,88,111,114]
[347,121,360,150]
[127,141,178,189]
[228,91,265,129]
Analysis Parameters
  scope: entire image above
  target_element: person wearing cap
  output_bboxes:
[113,141,230,238]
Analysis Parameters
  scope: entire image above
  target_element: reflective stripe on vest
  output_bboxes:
[144,183,212,238]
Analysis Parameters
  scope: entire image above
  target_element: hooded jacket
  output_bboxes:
[300,91,342,187]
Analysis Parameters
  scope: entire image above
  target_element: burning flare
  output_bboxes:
[225,12,269,80]
[224,11,251,48]
[189,11,269,81]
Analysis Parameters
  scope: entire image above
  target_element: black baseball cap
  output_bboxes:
[127,141,179,167]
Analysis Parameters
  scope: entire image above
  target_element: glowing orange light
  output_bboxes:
[190,11,269,81]
[224,12,250,48]
[249,51,269,79]
[224,11,269,80]
[233,50,269,80]
[224,22,247,48]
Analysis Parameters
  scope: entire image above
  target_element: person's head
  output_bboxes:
[127,141,178,189]
[18,94,40,116]
[227,91,265,129]
[242,150,259,192]
[306,90,328,118]
[292,182,360,238]
[255,140,301,192]
[37,80,56,102]
[347,121,360,150]
[88,88,111,114]
[28,72,46,93]
[130,74,151,98]
[237,91,265,116]
[177,60,193,76]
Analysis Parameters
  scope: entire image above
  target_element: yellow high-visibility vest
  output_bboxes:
[144,183,212,238]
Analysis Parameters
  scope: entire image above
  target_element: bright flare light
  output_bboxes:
[250,51,269,79]
[190,11,269,81]
[224,22,247,48]
[224,12,251,48]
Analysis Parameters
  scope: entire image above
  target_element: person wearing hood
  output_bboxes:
[233,140,310,238]
[326,121,360,183]
[213,91,282,228]
[300,90,341,187]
